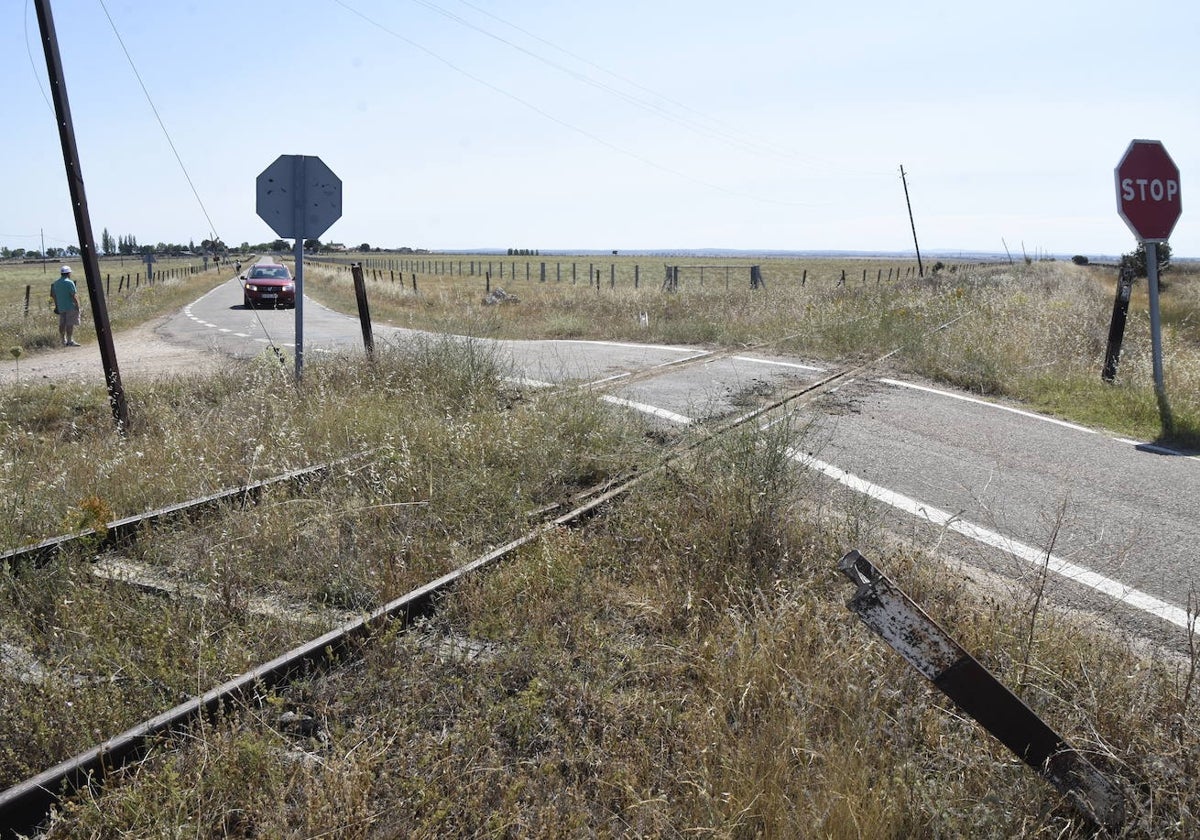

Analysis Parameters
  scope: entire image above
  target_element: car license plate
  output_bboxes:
[261,293,277,299]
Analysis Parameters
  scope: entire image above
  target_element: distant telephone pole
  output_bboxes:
[900,164,924,278]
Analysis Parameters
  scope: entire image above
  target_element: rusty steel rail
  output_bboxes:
[0,457,647,837]
[0,352,851,835]
[0,453,367,570]
[0,317,971,834]
[838,549,1125,830]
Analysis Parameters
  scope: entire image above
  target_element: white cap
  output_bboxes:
[60,265,72,275]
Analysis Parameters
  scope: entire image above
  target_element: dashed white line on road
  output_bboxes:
[600,396,694,425]
[732,356,825,372]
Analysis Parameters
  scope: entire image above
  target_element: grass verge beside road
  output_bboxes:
[303,255,1200,447]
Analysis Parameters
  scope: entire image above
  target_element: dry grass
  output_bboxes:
[29,419,1200,838]
[1,254,1198,836]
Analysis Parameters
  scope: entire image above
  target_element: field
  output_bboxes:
[302,252,1200,446]
[0,253,1198,837]
[0,255,231,353]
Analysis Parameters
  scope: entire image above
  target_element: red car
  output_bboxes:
[241,263,296,308]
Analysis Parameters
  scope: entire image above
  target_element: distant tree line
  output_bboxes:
[0,245,80,259]
[507,248,540,256]
[1069,247,1172,277]
[4,232,430,260]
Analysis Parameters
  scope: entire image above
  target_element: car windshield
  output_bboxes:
[249,266,290,279]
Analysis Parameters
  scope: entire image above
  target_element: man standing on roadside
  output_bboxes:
[51,265,81,347]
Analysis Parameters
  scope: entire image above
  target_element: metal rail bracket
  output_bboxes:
[838,549,1125,830]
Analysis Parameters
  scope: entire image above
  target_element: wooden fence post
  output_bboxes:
[750,265,765,290]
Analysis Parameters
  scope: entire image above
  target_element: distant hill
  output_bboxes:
[434,247,1129,262]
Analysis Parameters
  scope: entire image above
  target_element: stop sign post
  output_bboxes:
[1114,140,1182,421]
[256,155,342,379]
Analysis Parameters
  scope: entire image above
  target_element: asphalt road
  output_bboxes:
[162,279,1200,647]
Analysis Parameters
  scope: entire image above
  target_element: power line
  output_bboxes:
[95,0,222,245]
[23,0,53,112]
[84,1,285,354]
[409,0,800,163]
[439,0,893,179]
[330,0,820,208]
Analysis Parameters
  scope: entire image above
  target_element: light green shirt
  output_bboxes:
[51,276,78,312]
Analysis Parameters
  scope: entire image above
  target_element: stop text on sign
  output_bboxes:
[1114,139,1182,242]
[1119,177,1179,203]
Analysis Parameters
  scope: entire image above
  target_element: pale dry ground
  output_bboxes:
[0,315,221,384]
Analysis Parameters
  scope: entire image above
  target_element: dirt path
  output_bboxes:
[1,315,223,386]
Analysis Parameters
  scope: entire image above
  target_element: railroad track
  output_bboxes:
[0,321,956,835]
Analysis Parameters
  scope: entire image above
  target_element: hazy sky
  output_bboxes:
[4,0,1198,257]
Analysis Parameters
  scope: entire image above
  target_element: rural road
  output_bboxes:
[12,277,1200,648]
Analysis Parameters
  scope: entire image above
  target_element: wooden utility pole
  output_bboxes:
[35,0,129,432]
[900,164,924,278]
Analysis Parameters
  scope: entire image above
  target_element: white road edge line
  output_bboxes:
[879,378,1096,434]
[1114,437,1200,460]
[785,447,1189,630]
[607,396,1189,631]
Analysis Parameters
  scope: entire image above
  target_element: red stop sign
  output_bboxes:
[1115,140,1182,242]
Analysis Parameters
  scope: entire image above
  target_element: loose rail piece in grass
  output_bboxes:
[837,549,1125,830]
[0,455,364,570]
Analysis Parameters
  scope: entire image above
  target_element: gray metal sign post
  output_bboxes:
[256,155,342,380]
[1114,140,1182,430]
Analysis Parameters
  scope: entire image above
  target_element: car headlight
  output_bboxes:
[245,283,258,291]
